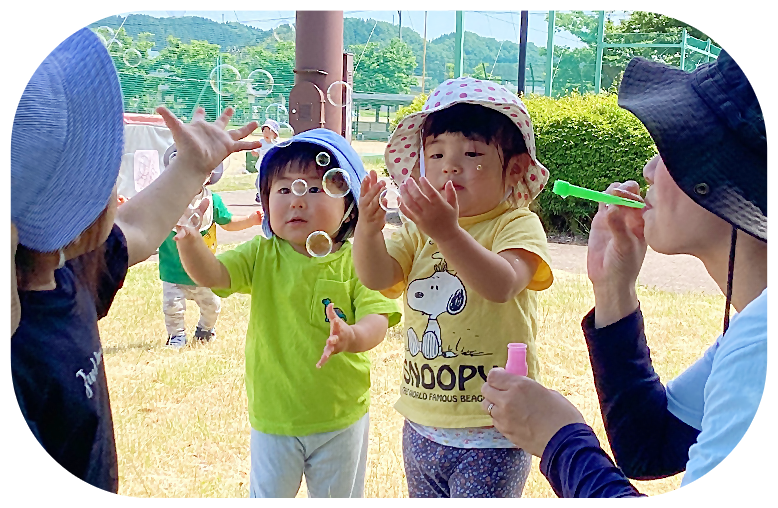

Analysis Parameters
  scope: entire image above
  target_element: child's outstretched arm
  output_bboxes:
[175,219,232,289]
[353,171,405,291]
[219,210,263,231]
[316,304,389,369]
[115,106,261,267]
[401,177,541,303]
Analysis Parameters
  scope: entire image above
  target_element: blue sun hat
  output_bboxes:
[257,128,367,238]
[11,28,124,252]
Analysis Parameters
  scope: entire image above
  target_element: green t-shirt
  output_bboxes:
[159,191,233,285]
[213,235,402,436]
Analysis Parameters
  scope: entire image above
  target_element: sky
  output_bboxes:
[128,10,632,49]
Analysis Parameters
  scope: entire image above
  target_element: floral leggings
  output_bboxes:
[402,420,532,498]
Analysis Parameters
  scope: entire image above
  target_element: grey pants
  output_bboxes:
[249,413,370,498]
[162,281,221,337]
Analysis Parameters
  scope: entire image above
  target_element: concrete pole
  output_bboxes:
[455,11,465,77]
[294,11,344,134]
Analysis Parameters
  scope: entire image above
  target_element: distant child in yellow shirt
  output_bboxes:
[353,77,554,498]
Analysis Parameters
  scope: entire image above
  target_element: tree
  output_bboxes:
[349,40,418,94]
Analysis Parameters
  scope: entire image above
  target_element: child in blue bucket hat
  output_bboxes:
[10,27,262,492]
[175,128,402,498]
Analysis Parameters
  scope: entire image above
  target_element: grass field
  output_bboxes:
[98,249,724,498]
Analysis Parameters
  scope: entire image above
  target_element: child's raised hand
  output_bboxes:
[173,197,210,242]
[156,106,262,180]
[400,177,460,243]
[316,303,356,369]
[356,170,388,235]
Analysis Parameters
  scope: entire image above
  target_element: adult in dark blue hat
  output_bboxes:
[173,128,402,498]
[481,50,767,497]
[10,28,262,492]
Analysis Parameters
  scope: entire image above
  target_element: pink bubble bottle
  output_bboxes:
[505,343,528,376]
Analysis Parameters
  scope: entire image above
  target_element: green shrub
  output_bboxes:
[389,93,427,132]
[387,91,656,235]
[526,93,655,234]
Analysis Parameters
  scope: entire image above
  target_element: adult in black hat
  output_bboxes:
[480,50,767,497]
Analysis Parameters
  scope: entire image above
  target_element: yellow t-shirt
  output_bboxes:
[385,201,553,428]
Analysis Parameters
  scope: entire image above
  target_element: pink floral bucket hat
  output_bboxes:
[385,76,549,207]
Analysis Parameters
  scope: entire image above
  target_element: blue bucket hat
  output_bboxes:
[257,128,366,238]
[11,28,124,252]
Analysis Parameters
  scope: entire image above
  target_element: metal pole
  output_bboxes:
[398,11,402,42]
[517,10,528,95]
[455,11,465,77]
[594,11,605,93]
[545,11,555,97]
[706,38,712,62]
[422,11,427,94]
[680,28,687,71]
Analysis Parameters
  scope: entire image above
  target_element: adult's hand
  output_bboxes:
[156,106,260,181]
[481,368,586,458]
[586,180,646,327]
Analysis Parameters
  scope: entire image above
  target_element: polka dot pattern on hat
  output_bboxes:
[384,76,550,206]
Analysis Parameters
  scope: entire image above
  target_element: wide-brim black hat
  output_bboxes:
[618,51,766,241]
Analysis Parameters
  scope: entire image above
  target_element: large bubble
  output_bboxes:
[380,187,401,212]
[273,23,296,43]
[322,168,351,198]
[123,48,142,67]
[276,123,295,148]
[316,152,331,167]
[306,231,333,257]
[209,64,242,96]
[247,69,274,97]
[327,81,352,108]
[291,179,308,196]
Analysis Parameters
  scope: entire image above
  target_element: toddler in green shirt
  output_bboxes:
[157,165,263,349]
[174,129,401,498]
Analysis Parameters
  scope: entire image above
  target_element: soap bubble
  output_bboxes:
[323,168,351,198]
[265,103,288,123]
[247,69,274,97]
[291,179,308,196]
[163,144,177,168]
[209,64,242,96]
[380,187,401,212]
[273,23,296,43]
[315,152,331,167]
[123,48,142,67]
[327,81,352,108]
[96,26,114,43]
[306,231,333,257]
[107,38,123,51]
[176,203,203,230]
[276,123,295,148]
[95,32,107,47]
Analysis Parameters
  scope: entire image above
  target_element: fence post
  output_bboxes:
[455,11,465,77]
[680,28,687,71]
[545,11,555,96]
[594,11,605,93]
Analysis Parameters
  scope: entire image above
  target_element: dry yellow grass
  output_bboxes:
[98,254,724,498]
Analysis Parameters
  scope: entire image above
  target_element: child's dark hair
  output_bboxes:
[259,143,358,243]
[421,103,528,172]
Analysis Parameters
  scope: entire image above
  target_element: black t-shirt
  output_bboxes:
[12,225,128,493]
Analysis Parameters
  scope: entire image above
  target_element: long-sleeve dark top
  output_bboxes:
[539,307,700,498]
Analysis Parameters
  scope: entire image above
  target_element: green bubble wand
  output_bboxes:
[552,180,645,209]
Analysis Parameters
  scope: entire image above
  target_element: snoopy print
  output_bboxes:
[406,258,467,360]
